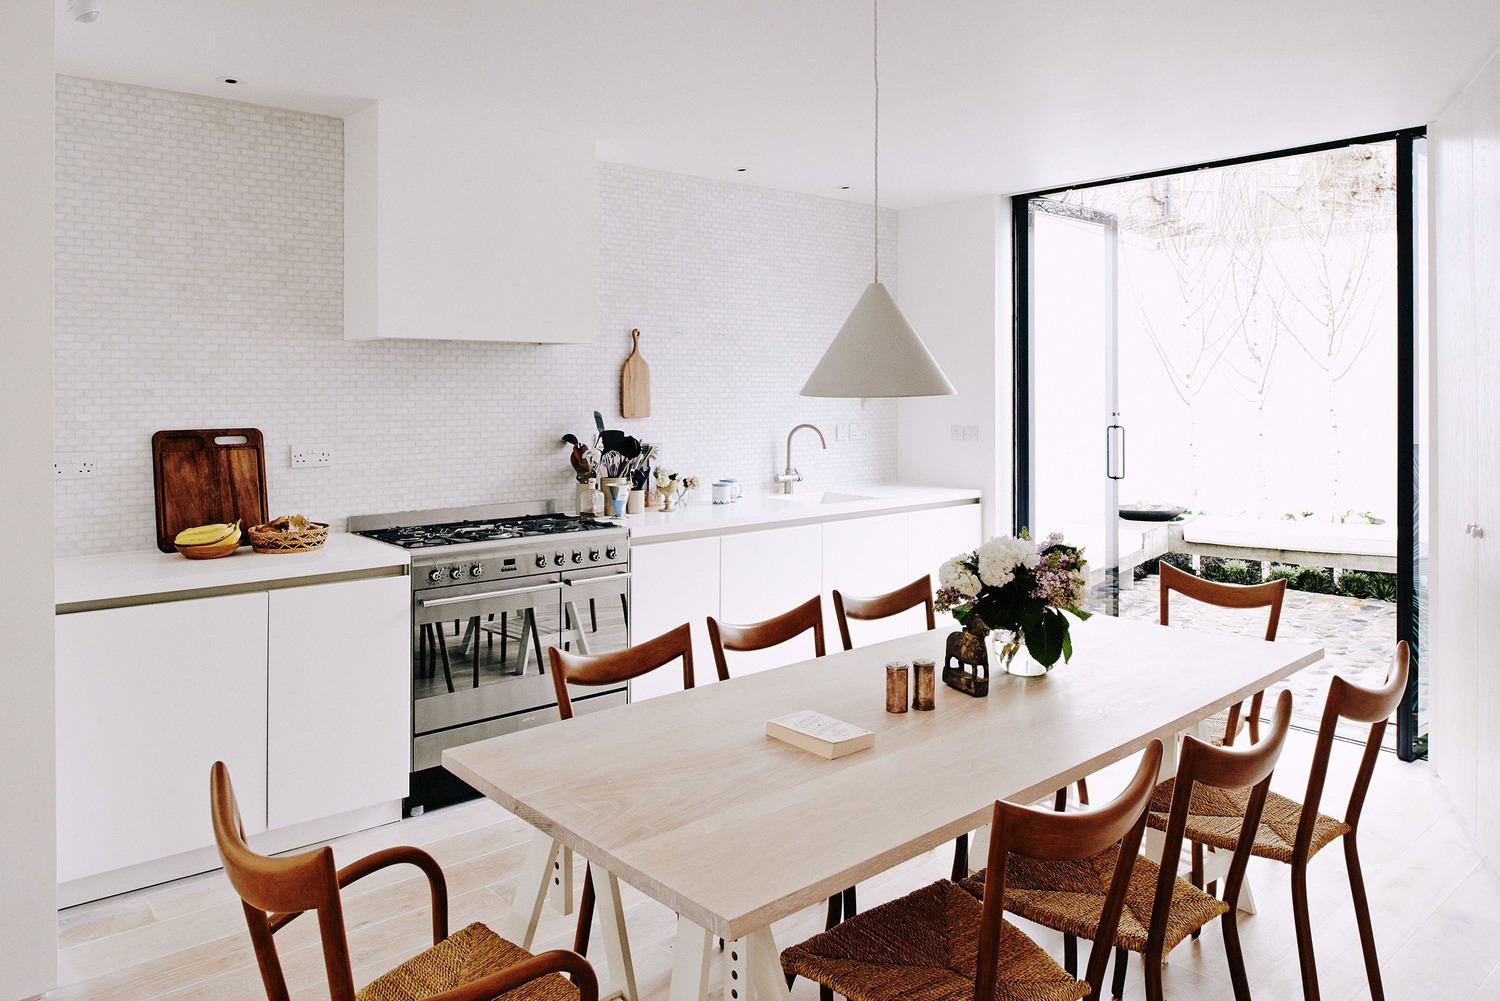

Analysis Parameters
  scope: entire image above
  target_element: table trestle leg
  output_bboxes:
[668,918,713,1001]
[592,867,639,1001]
[550,844,575,915]
[506,831,561,949]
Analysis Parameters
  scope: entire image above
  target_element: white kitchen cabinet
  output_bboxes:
[627,537,722,700]
[345,100,595,343]
[909,504,984,632]
[55,592,269,883]
[266,576,410,829]
[822,513,918,647]
[719,523,824,674]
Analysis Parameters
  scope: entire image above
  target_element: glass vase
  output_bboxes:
[994,628,1049,676]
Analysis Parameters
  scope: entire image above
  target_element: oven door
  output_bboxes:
[412,575,565,737]
[562,567,631,661]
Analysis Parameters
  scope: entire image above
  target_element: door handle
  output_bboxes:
[1106,423,1125,480]
[418,582,562,608]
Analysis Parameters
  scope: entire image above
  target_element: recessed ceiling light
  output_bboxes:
[67,0,101,22]
[220,77,239,85]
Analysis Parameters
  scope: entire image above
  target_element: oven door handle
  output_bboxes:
[563,572,632,586]
[417,582,562,608]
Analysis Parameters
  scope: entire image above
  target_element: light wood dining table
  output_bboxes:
[444,613,1322,1001]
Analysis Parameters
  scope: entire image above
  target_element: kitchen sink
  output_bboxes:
[771,491,875,504]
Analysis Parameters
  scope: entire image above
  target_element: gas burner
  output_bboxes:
[351,511,619,549]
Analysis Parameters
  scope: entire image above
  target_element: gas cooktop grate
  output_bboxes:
[354,513,618,549]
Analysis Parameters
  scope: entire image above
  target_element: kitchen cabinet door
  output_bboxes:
[822,513,919,648]
[719,523,824,675]
[267,576,410,829]
[628,537,721,701]
[909,504,983,631]
[55,592,269,883]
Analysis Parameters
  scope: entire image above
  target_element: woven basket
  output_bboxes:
[248,520,329,554]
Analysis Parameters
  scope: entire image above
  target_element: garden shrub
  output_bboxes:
[1338,572,1375,599]
[1292,566,1337,594]
[1367,573,1398,601]
[1202,558,1261,586]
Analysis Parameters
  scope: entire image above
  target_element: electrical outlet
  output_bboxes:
[290,446,333,468]
[835,423,850,442]
[950,425,963,442]
[962,425,980,442]
[848,423,871,441]
[54,454,98,480]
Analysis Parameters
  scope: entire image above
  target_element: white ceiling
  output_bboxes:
[54,1,1500,209]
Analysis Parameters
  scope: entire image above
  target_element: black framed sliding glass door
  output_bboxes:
[1013,129,1427,760]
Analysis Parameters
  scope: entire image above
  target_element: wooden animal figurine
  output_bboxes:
[943,617,991,697]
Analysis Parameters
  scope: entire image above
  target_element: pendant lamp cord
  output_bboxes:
[873,0,880,283]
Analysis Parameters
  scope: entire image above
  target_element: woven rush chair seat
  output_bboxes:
[1201,708,1246,748]
[1146,778,1351,865]
[780,880,1089,1001]
[358,923,580,1001]
[959,845,1228,955]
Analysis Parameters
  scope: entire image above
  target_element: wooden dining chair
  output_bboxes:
[831,574,935,651]
[706,593,825,681]
[969,689,1293,1001]
[781,738,1165,1001]
[831,574,975,879]
[209,761,597,1001]
[1148,642,1409,1001]
[549,622,696,957]
[707,596,853,936]
[1160,560,1287,746]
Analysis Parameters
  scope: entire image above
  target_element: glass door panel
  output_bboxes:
[1029,199,1122,615]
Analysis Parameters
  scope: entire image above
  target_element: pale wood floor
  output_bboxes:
[47,729,1500,1001]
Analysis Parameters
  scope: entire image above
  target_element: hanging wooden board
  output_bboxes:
[621,328,651,418]
[151,428,269,552]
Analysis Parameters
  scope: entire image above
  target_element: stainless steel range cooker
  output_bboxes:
[349,502,630,814]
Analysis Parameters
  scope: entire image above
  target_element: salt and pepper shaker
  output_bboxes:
[885,661,909,714]
[912,658,936,711]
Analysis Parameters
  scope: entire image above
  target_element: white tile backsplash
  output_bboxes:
[54,77,898,556]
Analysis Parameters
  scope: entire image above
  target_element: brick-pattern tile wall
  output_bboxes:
[54,77,897,555]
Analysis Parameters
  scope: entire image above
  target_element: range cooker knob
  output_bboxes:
[470,563,484,577]
[571,550,583,564]
[449,566,463,581]
[588,548,601,562]
[427,568,444,584]
[553,552,566,567]
[605,546,618,560]
[534,554,547,569]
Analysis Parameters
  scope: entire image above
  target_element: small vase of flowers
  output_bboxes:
[936,531,1091,676]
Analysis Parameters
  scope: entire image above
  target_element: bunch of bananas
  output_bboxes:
[174,520,242,557]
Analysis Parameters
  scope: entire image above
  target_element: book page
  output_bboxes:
[768,710,872,743]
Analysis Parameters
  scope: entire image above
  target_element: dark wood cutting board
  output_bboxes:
[152,429,269,552]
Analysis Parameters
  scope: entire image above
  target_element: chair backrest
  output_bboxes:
[211,761,360,1001]
[1158,561,1287,641]
[549,622,695,720]
[1299,640,1409,848]
[1150,689,1294,962]
[832,574,936,651]
[707,594,825,681]
[976,739,1165,1001]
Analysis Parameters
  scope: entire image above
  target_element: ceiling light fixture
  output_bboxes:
[802,0,954,400]
[67,0,102,23]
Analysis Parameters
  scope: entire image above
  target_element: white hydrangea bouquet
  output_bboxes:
[936,531,1091,670]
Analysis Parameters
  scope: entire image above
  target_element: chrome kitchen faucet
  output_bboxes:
[775,423,826,493]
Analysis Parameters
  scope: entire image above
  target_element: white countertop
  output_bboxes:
[614,485,982,543]
[56,533,410,608]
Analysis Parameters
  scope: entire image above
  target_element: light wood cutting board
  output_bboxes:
[621,328,650,418]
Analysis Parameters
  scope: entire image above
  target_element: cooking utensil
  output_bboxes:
[621,328,650,418]
[152,429,269,553]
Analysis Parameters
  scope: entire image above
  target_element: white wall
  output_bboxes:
[1430,44,1500,858]
[0,5,58,999]
[895,196,1008,540]
[54,78,901,555]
